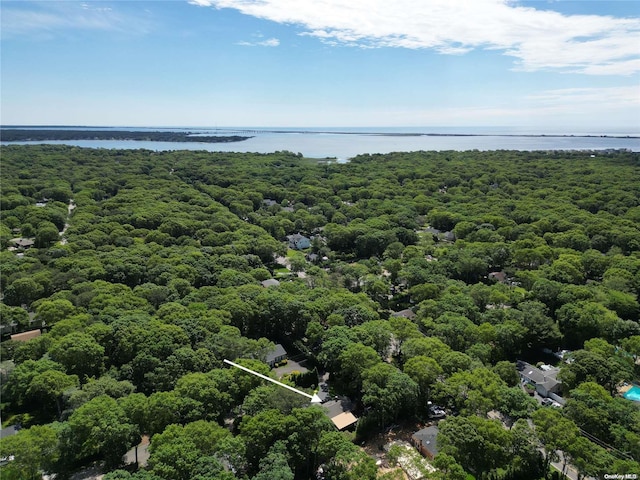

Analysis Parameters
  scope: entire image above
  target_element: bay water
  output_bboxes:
[2,126,638,161]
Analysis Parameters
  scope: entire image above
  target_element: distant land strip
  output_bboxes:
[0,129,252,143]
[223,128,640,138]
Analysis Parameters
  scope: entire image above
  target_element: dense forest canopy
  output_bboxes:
[0,145,639,480]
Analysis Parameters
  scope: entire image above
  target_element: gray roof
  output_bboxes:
[520,362,560,388]
[322,398,355,418]
[521,366,547,385]
[488,271,508,282]
[287,233,309,242]
[266,343,287,363]
[391,309,416,319]
[540,378,560,391]
[10,238,35,248]
[0,425,18,439]
[261,279,280,288]
[412,426,439,456]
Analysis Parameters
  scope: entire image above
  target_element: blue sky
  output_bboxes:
[1,0,639,129]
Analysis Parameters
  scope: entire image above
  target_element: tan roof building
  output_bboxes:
[330,412,358,430]
[322,398,358,430]
[10,330,41,342]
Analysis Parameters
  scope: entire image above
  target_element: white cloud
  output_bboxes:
[188,0,215,6]
[1,1,151,37]
[192,0,640,75]
[236,37,280,46]
[527,85,640,107]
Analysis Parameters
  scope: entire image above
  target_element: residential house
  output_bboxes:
[488,271,508,283]
[266,343,287,368]
[411,426,439,459]
[322,397,358,431]
[517,361,561,398]
[391,309,417,321]
[9,238,35,249]
[0,425,19,440]
[261,279,280,288]
[10,330,42,342]
[287,233,311,250]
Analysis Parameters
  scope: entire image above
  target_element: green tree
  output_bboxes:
[35,299,77,325]
[497,387,538,427]
[438,415,512,479]
[253,441,294,480]
[35,220,60,248]
[557,301,625,348]
[0,425,59,480]
[403,355,442,401]
[338,343,381,395]
[532,407,580,478]
[493,361,520,387]
[401,336,450,364]
[49,332,105,381]
[434,368,506,416]
[147,421,231,480]
[63,395,139,468]
[26,369,79,418]
[559,349,633,395]
[509,301,561,350]
[2,358,66,408]
[361,363,419,427]
[240,409,291,472]
[0,304,29,330]
[3,277,45,306]
[431,453,467,480]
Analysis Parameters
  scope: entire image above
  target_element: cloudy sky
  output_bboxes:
[1,0,639,129]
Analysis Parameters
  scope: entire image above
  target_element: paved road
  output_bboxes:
[124,435,150,467]
[546,449,596,480]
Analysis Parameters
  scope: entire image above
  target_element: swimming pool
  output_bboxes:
[623,385,640,402]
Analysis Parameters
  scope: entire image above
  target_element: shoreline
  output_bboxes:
[0,129,252,143]
[1,127,638,141]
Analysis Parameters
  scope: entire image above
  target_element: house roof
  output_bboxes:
[322,398,355,418]
[266,343,287,363]
[322,398,358,429]
[520,362,560,387]
[10,330,41,342]
[391,309,416,320]
[10,238,35,248]
[488,271,508,282]
[261,279,280,288]
[540,379,560,392]
[331,412,358,430]
[287,233,309,242]
[412,426,439,456]
[443,231,456,241]
[522,367,546,384]
[0,426,18,439]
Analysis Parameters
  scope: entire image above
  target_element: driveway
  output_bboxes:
[274,359,309,378]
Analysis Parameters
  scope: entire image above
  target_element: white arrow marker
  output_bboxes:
[223,359,322,403]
